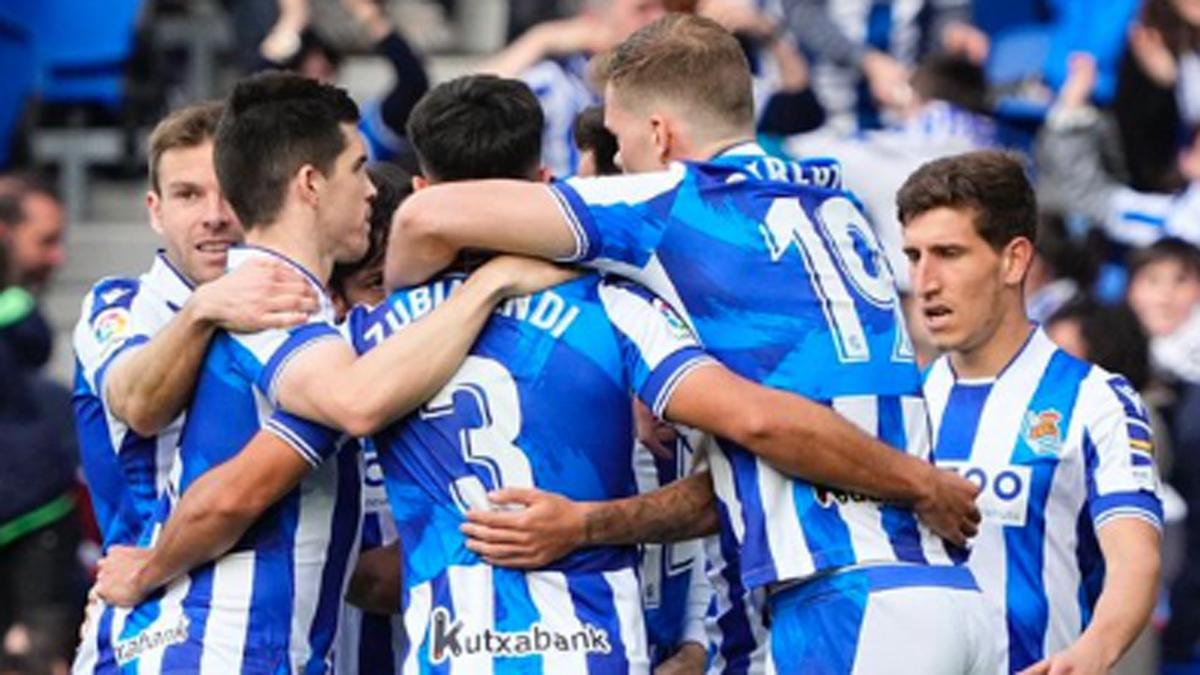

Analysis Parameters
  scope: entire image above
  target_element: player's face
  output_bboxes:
[331,260,385,320]
[319,125,376,264]
[903,206,1024,354]
[148,141,244,285]
[603,91,666,173]
[1127,258,1200,337]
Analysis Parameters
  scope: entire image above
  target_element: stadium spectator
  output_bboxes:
[482,0,667,176]
[0,174,66,296]
[788,53,995,290]
[0,175,78,675]
[1040,54,1200,249]
[258,0,430,166]
[779,0,983,131]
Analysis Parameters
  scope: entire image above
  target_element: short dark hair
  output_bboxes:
[911,54,990,115]
[593,14,754,134]
[406,75,544,182]
[0,171,58,206]
[330,162,412,296]
[1128,237,1200,282]
[215,72,359,228]
[148,101,224,194]
[1048,299,1151,390]
[573,105,620,176]
[896,150,1037,251]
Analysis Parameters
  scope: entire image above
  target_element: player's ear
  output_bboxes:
[297,164,323,208]
[538,166,553,183]
[649,113,671,165]
[146,190,165,237]
[411,175,429,192]
[1003,236,1035,286]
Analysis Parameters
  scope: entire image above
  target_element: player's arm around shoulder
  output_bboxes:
[102,259,317,436]
[386,181,580,288]
[278,254,576,437]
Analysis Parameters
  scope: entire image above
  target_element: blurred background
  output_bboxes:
[1,0,1199,673]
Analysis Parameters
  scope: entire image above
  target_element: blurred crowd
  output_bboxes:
[2,0,1200,673]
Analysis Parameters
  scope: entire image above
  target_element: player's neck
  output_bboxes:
[689,132,756,162]
[244,211,333,284]
[949,303,1035,380]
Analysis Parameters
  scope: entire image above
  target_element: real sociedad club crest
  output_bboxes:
[1022,409,1063,456]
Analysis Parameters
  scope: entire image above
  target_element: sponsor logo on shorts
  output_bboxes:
[113,616,189,665]
[427,606,611,663]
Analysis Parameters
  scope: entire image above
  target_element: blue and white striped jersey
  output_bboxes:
[345,271,713,673]
[633,430,711,666]
[924,328,1163,673]
[1104,182,1200,248]
[72,252,193,548]
[335,440,405,675]
[522,54,597,178]
[74,246,362,675]
[550,143,955,591]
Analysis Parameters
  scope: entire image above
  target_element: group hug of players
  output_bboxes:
[69,12,1164,675]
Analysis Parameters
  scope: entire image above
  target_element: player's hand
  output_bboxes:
[461,487,588,568]
[1017,640,1110,675]
[94,546,154,608]
[475,255,581,298]
[192,258,318,332]
[914,466,981,548]
[654,642,707,675]
[635,399,678,461]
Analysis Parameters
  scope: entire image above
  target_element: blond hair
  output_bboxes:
[592,14,753,134]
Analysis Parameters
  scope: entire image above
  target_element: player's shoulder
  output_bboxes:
[80,276,141,318]
[1076,362,1149,425]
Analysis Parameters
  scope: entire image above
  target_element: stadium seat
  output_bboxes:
[20,0,144,221]
[0,8,36,169]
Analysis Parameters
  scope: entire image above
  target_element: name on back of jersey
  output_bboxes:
[938,461,1032,528]
[361,277,581,348]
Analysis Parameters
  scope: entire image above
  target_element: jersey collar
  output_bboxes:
[227,244,336,321]
[144,251,196,311]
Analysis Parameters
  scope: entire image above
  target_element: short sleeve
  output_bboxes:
[549,164,686,266]
[598,280,716,417]
[1082,374,1163,531]
[73,278,148,393]
[264,409,346,467]
[245,322,344,406]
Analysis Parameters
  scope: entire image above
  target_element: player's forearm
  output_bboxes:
[133,462,268,593]
[387,183,575,289]
[105,300,216,436]
[738,388,935,504]
[1079,522,1161,667]
[328,269,510,436]
[579,471,718,546]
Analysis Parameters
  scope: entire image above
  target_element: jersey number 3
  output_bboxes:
[420,356,534,513]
